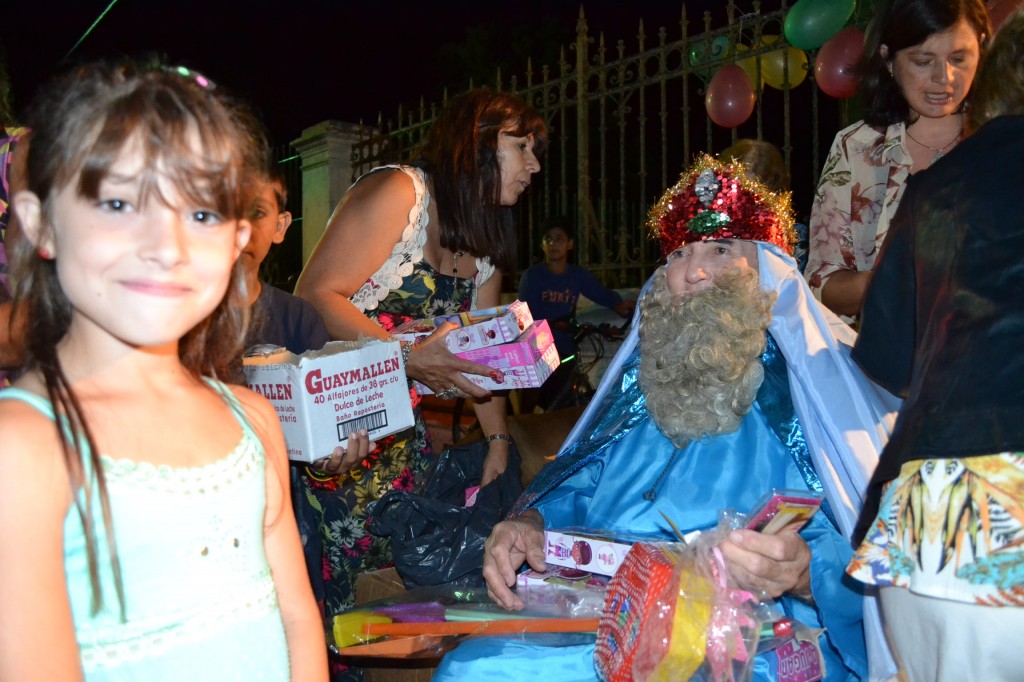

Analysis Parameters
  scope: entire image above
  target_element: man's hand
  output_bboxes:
[482,509,546,610]
[719,529,813,601]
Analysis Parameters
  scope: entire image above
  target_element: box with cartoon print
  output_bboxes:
[392,300,534,353]
[415,321,560,393]
[544,528,668,578]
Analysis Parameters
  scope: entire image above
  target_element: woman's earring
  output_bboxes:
[37,246,53,260]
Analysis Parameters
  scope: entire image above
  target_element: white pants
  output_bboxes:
[880,586,1024,681]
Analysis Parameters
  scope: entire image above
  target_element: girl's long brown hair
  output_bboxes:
[11,58,264,616]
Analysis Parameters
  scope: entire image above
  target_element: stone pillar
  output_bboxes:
[291,120,364,266]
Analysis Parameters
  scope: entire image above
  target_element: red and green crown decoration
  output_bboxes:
[648,154,796,257]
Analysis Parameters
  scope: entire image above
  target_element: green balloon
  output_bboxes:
[784,0,855,50]
[688,35,732,68]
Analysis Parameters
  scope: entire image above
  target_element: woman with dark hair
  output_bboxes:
[294,89,546,655]
[805,0,990,318]
[847,9,1024,679]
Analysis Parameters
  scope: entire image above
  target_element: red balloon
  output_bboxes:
[814,27,864,99]
[705,65,756,128]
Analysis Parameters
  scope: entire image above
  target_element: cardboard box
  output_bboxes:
[416,322,560,393]
[392,300,534,353]
[243,339,414,463]
[544,528,668,577]
[354,567,407,606]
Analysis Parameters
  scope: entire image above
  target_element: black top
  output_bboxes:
[852,115,1024,535]
[247,284,331,356]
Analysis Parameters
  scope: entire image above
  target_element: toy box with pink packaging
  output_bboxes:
[391,300,534,353]
[416,319,560,393]
[544,528,668,577]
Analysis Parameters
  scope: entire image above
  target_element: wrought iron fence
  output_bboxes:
[305,1,867,290]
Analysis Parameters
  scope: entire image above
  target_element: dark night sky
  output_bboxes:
[2,0,788,145]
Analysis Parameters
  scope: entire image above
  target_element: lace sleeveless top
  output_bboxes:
[0,382,289,681]
[349,165,496,313]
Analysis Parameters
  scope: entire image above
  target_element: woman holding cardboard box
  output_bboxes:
[295,89,546,651]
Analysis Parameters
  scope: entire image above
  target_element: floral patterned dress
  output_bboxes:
[295,165,487,682]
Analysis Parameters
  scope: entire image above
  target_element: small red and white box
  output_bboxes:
[417,320,560,393]
[242,339,414,463]
[544,528,667,578]
[392,300,534,353]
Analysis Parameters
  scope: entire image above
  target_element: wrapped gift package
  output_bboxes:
[595,543,685,682]
[243,339,414,463]
[392,300,534,353]
[416,320,560,393]
[597,533,780,682]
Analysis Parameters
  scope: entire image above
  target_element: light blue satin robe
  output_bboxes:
[434,336,867,681]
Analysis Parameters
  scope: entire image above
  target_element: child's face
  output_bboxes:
[541,227,572,261]
[242,181,291,276]
[29,138,250,350]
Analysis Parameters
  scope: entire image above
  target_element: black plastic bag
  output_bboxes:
[366,439,522,588]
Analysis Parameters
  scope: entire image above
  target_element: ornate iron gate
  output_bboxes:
[347,1,860,288]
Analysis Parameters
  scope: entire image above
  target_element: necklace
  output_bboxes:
[451,249,464,278]
[905,125,962,161]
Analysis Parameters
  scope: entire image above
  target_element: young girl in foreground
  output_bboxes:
[0,60,329,681]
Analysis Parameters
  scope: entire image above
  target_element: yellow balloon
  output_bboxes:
[760,35,808,89]
[734,43,762,89]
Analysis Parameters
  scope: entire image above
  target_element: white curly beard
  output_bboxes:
[638,266,776,448]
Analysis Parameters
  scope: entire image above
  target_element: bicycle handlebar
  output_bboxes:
[568,319,628,344]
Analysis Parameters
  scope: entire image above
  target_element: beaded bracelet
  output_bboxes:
[391,338,413,366]
[485,433,513,445]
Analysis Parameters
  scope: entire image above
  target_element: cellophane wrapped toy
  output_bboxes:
[595,525,770,682]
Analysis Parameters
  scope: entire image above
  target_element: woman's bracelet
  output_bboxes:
[485,433,513,445]
[392,338,414,366]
